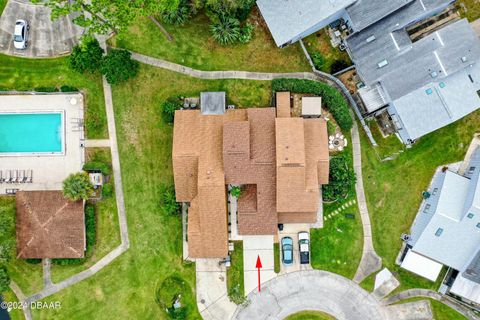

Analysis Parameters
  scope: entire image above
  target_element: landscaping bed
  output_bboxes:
[227,241,245,305]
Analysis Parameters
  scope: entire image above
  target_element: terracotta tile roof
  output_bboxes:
[224,108,278,235]
[16,191,85,259]
[276,118,330,223]
[173,102,329,257]
[276,92,291,118]
[173,109,246,258]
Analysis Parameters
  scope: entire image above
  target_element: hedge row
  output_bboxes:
[272,78,353,131]
[52,203,96,265]
[83,160,112,175]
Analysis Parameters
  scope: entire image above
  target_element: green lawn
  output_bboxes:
[284,310,336,320]
[50,148,121,283]
[0,54,107,139]
[0,0,6,15]
[273,243,280,273]
[109,9,310,73]
[361,107,480,291]
[2,289,24,320]
[303,31,351,74]
[227,241,245,305]
[457,0,480,22]
[31,63,272,319]
[310,133,363,279]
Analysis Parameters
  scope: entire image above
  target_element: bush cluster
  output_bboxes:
[69,38,139,84]
[272,78,353,130]
[160,99,182,124]
[160,0,191,25]
[83,161,112,176]
[322,155,356,202]
[160,184,181,215]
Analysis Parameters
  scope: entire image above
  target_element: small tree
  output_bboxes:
[101,49,139,85]
[160,184,180,215]
[69,36,104,73]
[230,186,241,198]
[62,172,94,201]
[161,0,191,25]
[161,100,181,124]
[322,155,356,202]
[0,265,10,293]
[210,16,241,45]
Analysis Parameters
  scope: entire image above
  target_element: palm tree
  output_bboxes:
[62,172,94,201]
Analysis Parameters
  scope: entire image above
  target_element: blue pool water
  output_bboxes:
[0,113,63,153]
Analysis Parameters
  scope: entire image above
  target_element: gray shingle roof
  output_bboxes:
[256,0,356,47]
[409,149,480,273]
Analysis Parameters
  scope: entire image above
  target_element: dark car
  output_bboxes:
[298,231,310,264]
[281,236,294,265]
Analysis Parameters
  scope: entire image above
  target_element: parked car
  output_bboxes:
[298,231,310,264]
[13,19,29,50]
[281,236,294,265]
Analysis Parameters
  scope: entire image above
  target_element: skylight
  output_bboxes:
[435,228,443,237]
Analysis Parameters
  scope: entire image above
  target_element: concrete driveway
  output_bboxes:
[243,235,277,294]
[234,270,433,320]
[278,224,312,274]
[0,0,83,57]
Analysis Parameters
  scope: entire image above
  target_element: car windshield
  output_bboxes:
[14,35,23,42]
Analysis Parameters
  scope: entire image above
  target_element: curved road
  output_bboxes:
[233,270,386,320]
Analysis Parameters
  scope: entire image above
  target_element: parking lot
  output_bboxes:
[0,0,83,57]
[278,224,313,274]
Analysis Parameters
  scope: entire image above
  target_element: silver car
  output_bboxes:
[13,19,29,50]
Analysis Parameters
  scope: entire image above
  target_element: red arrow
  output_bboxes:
[256,255,263,292]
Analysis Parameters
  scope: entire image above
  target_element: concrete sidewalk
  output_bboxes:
[242,235,276,294]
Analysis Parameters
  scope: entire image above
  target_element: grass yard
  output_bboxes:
[50,148,121,283]
[2,289,23,320]
[0,0,6,15]
[303,31,352,74]
[284,310,336,320]
[227,241,245,305]
[0,54,107,139]
[360,108,480,291]
[310,132,363,279]
[457,0,480,22]
[273,243,280,273]
[31,63,272,319]
[109,9,310,73]
[0,197,44,296]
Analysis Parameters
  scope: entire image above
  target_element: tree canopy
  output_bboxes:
[62,172,94,201]
[36,0,182,34]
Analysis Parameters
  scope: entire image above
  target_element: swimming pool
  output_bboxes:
[0,112,64,154]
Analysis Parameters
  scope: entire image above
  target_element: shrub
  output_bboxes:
[60,85,79,92]
[34,87,58,92]
[160,184,180,215]
[53,204,95,265]
[272,79,353,130]
[69,37,104,74]
[102,183,114,198]
[25,259,42,264]
[156,275,195,319]
[161,0,191,25]
[83,161,112,175]
[62,172,94,201]
[311,51,326,71]
[101,49,139,85]
[210,16,241,45]
[160,99,181,124]
[0,265,9,293]
[230,186,241,198]
[330,59,351,74]
[322,155,356,202]
[238,23,254,44]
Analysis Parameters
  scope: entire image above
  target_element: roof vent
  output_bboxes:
[461,56,468,63]
[366,35,376,43]
[430,71,438,78]
[377,59,389,68]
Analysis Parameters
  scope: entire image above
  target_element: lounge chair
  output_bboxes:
[27,170,33,183]
[12,170,18,183]
[6,171,12,183]
[0,171,3,183]
[18,170,25,183]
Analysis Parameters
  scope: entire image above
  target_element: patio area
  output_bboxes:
[0,93,85,194]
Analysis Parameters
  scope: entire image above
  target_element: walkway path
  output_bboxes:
[42,258,52,288]
[352,121,382,283]
[234,270,433,320]
[9,280,32,320]
[84,139,111,148]
[20,39,130,311]
[383,289,480,320]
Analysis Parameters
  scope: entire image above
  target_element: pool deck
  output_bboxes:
[0,93,85,194]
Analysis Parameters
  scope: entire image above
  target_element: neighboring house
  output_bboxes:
[16,191,85,259]
[172,92,329,259]
[401,147,480,305]
[259,0,480,144]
